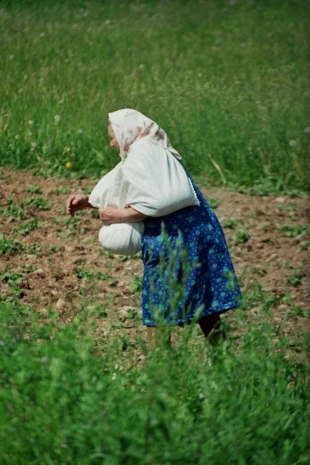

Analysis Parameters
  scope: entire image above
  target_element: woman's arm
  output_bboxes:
[98,206,148,225]
[66,194,94,216]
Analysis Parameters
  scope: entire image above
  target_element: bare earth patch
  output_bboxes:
[0,167,309,350]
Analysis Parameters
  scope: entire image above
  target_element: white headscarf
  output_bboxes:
[89,109,199,217]
[108,108,181,161]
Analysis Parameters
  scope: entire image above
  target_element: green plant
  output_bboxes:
[232,228,250,244]
[0,199,28,221]
[21,264,37,273]
[76,268,107,281]
[208,197,221,209]
[287,269,307,286]
[13,217,42,236]
[24,197,51,211]
[130,276,143,293]
[0,298,309,465]
[278,202,297,211]
[277,224,309,237]
[27,185,42,194]
[81,186,92,195]
[0,267,26,299]
[222,218,239,229]
[51,186,71,195]
[0,234,27,254]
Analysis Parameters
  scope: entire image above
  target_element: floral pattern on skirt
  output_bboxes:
[141,176,241,327]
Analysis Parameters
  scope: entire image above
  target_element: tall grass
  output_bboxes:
[0,0,309,191]
[0,298,309,465]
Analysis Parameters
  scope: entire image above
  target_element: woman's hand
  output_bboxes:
[66,194,90,216]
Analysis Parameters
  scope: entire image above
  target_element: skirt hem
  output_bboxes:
[142,300,240,327]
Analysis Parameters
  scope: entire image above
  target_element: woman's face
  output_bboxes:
[108,125,120,152]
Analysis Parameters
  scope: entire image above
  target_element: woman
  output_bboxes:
[66,109,241,347]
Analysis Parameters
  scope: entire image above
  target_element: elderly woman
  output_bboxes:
[66,109,241,346]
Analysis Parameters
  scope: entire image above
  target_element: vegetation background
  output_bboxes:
[0,0,309,192]
[0,0,309,464]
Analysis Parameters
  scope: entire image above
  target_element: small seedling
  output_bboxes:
[0,234,27,254]
[27,185,42,194]
[0,200,28,221]
[61,217,81,229]
[208,197,222,209]
[223,218,239,229]
[51,186,71,195]
[232,228,250,244]
[277,225,309,237]
[130,276,143,293]
[24,197,51,211]
[278,202,297,211]
[13,217,42,236]
[125,307,139,320]
[0,268,25,286]
[287,269,307,286]
[81,187,92,195]
[76,268,107,281]
[21,264,37,273]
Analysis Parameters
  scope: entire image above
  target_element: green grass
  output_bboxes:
[0,295,309,465]
[0,0,309,192]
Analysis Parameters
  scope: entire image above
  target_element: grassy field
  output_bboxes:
[0,298,309,465]
[0,0,309,192]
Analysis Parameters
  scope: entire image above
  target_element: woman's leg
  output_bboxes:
[146,327,158,348]
[198,313,226,345]
[146,327,171,349]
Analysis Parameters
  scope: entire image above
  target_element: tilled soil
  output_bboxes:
[0,167,309,349]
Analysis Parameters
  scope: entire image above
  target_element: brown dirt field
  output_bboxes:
[0,167,309,350]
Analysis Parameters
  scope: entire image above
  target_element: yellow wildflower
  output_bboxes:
[66,162,71,169]
[65,147,71,152]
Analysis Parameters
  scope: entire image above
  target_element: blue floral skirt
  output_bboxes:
[141,177,241,327]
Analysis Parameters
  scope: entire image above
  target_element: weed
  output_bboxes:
[299,241,310,250]
[208,197,221,209]
[0,199,28,221]
[0,267,26,299]
[119,253,141,262]
[21,264,37,273]
[0,234,27,254]
[0,268,25,287]
[60,217,81,229]
[51,186,71,195]
[118,334,135,351]
[24,197,51,211]
[81,187,92,195]
[76,268,107,281]
[278,202,297,211]
[287,269,307,286]
[232,228,250,244]
[27,185,42,194]
[130,276,143,293]
[13,217,42,236]
[277,225,309,237]
[124,307,139,320]
[222,218,239,229]
[98,249,116,258]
